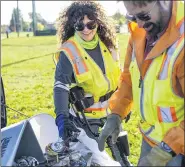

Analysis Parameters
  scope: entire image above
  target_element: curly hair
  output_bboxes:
[56,1,117,49]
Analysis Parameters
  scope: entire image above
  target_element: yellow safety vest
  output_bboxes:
[54,37,121,118]
[129,2,184,144]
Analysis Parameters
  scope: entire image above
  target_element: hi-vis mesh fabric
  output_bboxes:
[130,1,184,144]
[54,38,121,118]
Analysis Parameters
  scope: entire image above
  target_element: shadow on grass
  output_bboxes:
[1,53,55,68]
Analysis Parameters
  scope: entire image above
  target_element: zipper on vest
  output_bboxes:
[139,76,143,88]
[139,75,146,121]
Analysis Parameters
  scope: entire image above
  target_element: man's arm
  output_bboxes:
[163,49,184,155]
[109,36,134,119]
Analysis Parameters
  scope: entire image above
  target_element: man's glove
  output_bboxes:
[138,146,173,166]
[55,114,80,140]
[98,114,122,151]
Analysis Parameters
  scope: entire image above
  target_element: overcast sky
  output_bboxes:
[1,1,127,25]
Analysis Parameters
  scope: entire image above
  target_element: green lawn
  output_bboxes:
[1,32,33,39]
[1,33,141,165]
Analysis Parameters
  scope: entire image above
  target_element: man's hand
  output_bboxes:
[98,114,122,151]
[55,114,80,140]
[138,146,173,166]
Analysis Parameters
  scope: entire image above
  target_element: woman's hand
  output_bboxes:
[55,114,80,140]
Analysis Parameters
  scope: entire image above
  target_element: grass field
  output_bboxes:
[1,33,141,165]
[1,32,33,39]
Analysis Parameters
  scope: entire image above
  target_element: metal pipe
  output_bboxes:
[32,0,37,36]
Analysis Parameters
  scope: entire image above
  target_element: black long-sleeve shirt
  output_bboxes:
[54,44,105,117]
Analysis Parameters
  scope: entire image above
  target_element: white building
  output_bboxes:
[120,24,129,34]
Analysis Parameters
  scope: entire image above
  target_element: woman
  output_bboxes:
[54,1,121,140]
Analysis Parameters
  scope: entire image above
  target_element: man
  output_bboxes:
[5,26,10,39]
[98,1,184,166]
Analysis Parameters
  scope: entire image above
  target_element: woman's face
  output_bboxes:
[75,15,98,41]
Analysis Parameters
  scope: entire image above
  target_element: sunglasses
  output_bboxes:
[126,1,157,23]
[126,13,152,23]
[74,20,97,31]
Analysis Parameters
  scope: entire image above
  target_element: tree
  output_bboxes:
[108,16,117,25]
[37,23,44,30]
[22,21,30,31]
[9,8,23,32]
[28,12,47,28]
[112,10,126,26]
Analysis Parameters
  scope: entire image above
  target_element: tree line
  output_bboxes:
[1,8,126,33]
[2,8,49,33]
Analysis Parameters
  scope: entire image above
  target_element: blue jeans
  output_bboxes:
[138,138,183,166]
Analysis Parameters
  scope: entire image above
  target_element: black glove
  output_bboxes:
[56,114,80,140]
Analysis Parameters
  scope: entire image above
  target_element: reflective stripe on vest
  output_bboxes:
[157,106,177,123]
[62,40,88,75]
[156,21,184,123]
[55,37,120,118]
[129,2,184,145]
[140,20,184,143]
[158,21,184,80]
[85,100,108,112]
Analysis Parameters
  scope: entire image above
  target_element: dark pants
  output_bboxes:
[138,138,184,166]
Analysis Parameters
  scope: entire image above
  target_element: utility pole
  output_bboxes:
[20,18,23,32]
[17,0,19,37]
[13,11,16,32]
[32,0,37,36]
